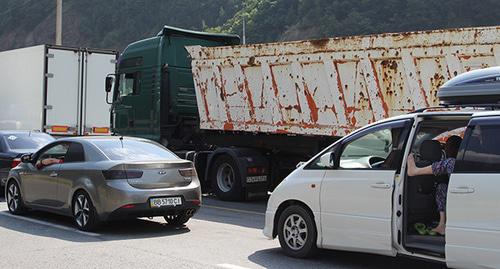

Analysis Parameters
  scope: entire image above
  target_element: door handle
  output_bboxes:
[49,172,58,177]
[370,183,391,189]
[450,186,475,194]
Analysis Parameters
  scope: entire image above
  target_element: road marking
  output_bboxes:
[202,205,265,216]
[217,263,251,269]
[0,211,100,237]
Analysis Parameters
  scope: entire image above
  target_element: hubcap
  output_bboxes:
[7,183,19,212]
[283,214,308,250]
[74,194,90,227]
[216,163,235,193]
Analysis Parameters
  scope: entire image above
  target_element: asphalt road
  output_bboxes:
[0,192,447,269]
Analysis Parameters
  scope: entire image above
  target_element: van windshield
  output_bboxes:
[92,139,178,161]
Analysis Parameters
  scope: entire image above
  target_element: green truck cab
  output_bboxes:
[109,26,239,146]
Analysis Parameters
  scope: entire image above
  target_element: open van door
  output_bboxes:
[446,117,500,269]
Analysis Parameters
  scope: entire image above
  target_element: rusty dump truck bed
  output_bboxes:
[186,26,500,137]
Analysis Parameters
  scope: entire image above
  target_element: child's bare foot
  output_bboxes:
[432,225,445,235]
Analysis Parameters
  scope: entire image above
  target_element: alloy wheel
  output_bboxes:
[216,163,235,193]
[74,194,90,228]
[283,213,308,251]
[7,183,19,212]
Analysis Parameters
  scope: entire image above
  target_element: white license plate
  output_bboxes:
[150,197,182,208]
[246,175,267,183]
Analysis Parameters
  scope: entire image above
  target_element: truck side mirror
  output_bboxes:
[105,76,115,93]
[20,154,32,163]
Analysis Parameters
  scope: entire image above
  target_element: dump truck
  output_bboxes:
[0,45,117,136]
[109,25,500,200]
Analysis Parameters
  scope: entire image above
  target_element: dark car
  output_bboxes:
[0,131,55,187]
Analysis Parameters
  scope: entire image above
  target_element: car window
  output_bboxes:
[306,144,338,169]
[339,128,399,169]
[306,120,410,170]
[4,133,55,151]
[456,124,500,173]
[64,143,85,163]
[92,139,178,161]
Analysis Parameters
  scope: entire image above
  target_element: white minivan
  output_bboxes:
[263,67,500,269]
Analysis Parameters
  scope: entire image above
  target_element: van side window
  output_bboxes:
[339,127,405,169]
[456,124,500,173]
[119,72,140,96]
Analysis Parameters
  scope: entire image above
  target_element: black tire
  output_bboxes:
[277,205,317,258]
[6,180,26,215]
[72,191,99,232]
[210,155,244,201]
[164,210,191,226]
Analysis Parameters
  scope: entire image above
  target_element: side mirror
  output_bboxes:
[105,76,114,93]
[329,152,336,167]
[296,161,306,168]
[20,154,32,163]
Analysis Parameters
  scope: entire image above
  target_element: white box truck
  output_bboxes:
[0,45,117,135]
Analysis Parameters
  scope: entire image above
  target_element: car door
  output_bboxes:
[55,142,86,211]
[0,137,12,185]
[320,119,412,255]
[22,143,69,207]
[446,117,500,269]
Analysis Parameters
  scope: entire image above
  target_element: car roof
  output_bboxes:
[56,136,152,143]
[0,130,50,135]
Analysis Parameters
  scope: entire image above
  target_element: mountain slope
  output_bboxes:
[1,0,499,52]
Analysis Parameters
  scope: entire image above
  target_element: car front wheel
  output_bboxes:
[72,191,99,231]
[277,205,317,258]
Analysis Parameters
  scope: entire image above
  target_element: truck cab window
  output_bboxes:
[119,73,139,96]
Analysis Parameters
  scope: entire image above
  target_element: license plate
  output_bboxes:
[150,197,182,208]
[246,175,267,183]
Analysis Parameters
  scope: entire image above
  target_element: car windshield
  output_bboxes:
[92,139,178,161]
[4,133,55,151]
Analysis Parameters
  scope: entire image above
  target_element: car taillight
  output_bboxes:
[11,158,21,168]
[102,170,143,180]
[178,168,196,177]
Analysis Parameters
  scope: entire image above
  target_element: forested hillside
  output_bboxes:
[1,0,499,52]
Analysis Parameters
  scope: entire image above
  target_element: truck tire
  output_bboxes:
[210,155,244,201]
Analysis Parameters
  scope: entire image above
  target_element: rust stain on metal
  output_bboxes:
[370,60,390,118]
[242,77,256,121]
[303,84,319,123]
[216,66,233,122]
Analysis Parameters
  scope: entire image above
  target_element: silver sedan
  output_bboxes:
[4,136,201,231]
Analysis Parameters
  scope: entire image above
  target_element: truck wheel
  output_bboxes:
[211,155,244,201]
[277,205,317,258]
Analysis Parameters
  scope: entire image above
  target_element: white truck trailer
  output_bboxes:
[0,45,116,136]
